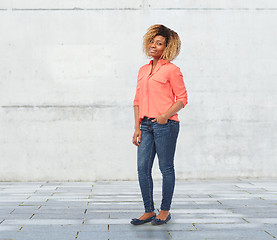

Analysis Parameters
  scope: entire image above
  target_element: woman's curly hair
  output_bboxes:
[143,24,181,61]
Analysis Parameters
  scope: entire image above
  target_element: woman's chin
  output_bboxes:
[150,54,161,59]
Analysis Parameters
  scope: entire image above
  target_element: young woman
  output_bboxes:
[131,25,188,225]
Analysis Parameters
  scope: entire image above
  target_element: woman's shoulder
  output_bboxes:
[138,63,150,75]
[139,63,149,70]
[166,61,180,70]
[163,62,182,75]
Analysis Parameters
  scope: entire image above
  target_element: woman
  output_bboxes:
[131,24,188,225]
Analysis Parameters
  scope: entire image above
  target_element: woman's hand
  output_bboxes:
[132,129,142,146]
[152,114,168,125]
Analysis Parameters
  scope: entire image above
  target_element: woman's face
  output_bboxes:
[148,35,166,59]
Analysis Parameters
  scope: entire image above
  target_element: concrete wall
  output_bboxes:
[1,0,277,181]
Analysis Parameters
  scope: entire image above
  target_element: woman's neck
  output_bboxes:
[152,58,159,66]
[151,58,160,74]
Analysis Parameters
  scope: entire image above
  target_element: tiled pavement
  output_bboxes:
[0,179,277,240]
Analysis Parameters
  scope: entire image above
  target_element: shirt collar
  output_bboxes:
[149,59,168,66]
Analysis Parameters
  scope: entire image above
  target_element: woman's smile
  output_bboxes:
[149,49,157,53]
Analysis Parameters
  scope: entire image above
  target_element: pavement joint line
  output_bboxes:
[10,209,15,214]
[265,230,276,238]
[18,224,24,232]
[241,217,250,223]
[192,223,199,231]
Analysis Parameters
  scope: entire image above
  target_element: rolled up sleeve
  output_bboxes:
[133,72,141,107]
[133,87,139,106]
[170,67,188,108]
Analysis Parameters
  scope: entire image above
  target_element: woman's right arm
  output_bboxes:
[132,106,141,146]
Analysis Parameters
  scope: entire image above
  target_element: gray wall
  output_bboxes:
[1,0,277,181]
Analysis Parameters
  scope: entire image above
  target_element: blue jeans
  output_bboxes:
[137,117,180,213]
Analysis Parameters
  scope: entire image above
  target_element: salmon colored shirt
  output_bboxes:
[133,59,188,122]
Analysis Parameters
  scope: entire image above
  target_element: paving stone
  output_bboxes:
[170,229,272,240]
[83,212,110,219]
[31,213,85,219]
[109,212,142,219]
[4,213,35,220]
[2,218,81,226]
[109,223,196,231]
[15,230,76,240]
[0,224,19,232]
[0,231,18,240]
[76,231,109,240]
[35,209,86,214]
[20,224,107,232]
[245,218,277,224]
[87,204,142,210]
[77,230,172,240]
[172,217,244,224]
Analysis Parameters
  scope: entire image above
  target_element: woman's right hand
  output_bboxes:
[132,129,141,146]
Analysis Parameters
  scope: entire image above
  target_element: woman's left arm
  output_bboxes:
[152,67,187,124]
[152,101,184,124]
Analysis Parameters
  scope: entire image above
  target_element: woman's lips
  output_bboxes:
[149,49,157,53]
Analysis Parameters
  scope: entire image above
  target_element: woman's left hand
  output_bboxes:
[152,114,168,125]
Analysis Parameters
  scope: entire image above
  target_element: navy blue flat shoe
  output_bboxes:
[151,213,171,225]
[130,214,156,225]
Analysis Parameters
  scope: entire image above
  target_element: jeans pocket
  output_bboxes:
[156,121,169,126]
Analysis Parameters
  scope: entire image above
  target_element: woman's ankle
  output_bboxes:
[139,212,155,220]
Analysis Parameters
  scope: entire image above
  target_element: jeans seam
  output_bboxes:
[146,140,155,212]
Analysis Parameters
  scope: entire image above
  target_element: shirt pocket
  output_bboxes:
[137,75,144,90]
[150,76,168,92]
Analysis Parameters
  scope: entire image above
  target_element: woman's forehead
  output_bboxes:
[152,35,166,41]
